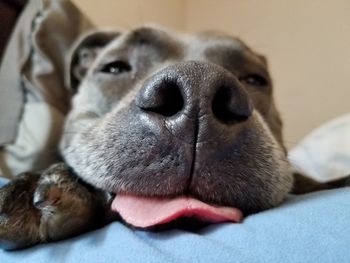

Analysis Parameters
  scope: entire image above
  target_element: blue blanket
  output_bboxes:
[0,177,349,263]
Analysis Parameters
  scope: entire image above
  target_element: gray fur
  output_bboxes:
[60,26,293,214]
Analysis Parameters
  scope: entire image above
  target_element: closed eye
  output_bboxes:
[240,74,268,87]
[100,61,132,75]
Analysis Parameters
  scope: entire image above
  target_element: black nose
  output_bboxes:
[136,61,252,124]
[136,77,185,117]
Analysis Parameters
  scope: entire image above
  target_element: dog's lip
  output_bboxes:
[111,194,243,228]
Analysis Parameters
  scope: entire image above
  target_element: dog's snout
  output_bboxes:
[136,61,252,123]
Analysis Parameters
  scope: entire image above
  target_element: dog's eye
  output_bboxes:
[100,61,131,74]
[240,74,268,87]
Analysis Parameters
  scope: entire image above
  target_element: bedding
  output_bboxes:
[0,0,92,178]
[0,174,349,263]
[289,113,350,182]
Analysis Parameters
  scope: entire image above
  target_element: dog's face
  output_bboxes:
[60,27,292,220]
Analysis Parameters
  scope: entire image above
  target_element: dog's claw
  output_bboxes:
[33,184,62,208]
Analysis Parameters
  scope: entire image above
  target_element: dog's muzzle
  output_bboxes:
[112,61,251,227]
[63,59,291,227]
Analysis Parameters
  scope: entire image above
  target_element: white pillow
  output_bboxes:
[289,113,350,182]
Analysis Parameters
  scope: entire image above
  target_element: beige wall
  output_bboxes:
[73,0,350,148]
[73,0,185,30]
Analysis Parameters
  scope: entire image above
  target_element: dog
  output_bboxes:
[0,26,349,250]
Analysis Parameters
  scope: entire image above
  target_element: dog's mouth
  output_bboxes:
[111,194,243,228]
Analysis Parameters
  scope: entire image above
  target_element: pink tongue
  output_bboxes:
[111,194,243,228]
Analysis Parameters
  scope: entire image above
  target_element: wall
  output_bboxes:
[73,0,350,148]
[73,0,185,30]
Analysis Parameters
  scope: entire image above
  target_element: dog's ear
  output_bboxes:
[258,54,268,66]
[66,30,120,91]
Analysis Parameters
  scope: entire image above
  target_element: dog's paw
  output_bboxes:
[0,163,111,250]
[0,172,41,250]
[292,172,350,194]
[33,163,112,242]
[341,175,350,186]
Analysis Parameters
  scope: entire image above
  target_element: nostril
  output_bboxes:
[138,80,184,117]
[212,85,252,123]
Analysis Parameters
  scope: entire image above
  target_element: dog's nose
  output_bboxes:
[136,61,252,124]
